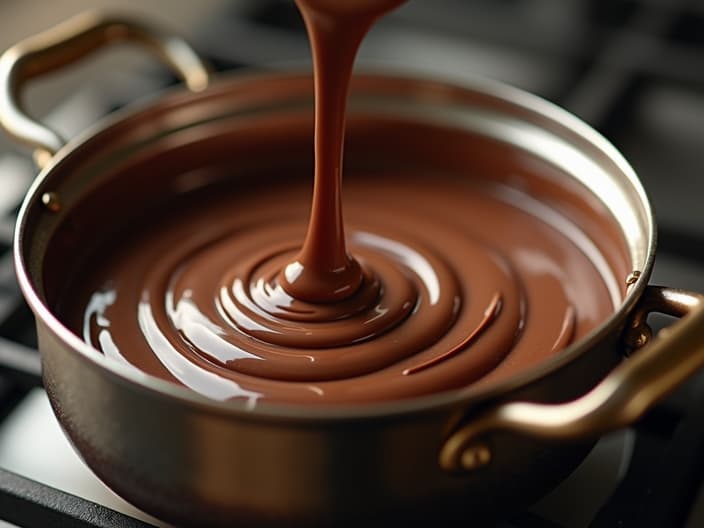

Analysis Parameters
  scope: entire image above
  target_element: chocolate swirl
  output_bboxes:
[71,0,618,406]
[139,222,520,383]
[77,175,617,405]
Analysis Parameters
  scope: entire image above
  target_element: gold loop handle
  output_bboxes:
[440,286,704,472]
[0,11,210,167]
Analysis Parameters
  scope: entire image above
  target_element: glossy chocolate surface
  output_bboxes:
[51,1,626,405]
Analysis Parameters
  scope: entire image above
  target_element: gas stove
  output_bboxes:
[2,1,704,526]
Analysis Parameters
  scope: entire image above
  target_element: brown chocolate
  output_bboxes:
[58,0,622,405]
[280,0,405,303]
[70,170,618,404]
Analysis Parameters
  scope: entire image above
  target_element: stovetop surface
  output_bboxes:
[2,1,704,526]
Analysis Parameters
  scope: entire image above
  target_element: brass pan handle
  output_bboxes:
[440,286,704,472]
[0,11,210,167]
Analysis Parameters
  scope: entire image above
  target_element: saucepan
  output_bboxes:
[2,12,704,527]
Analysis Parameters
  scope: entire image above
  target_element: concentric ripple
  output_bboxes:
[74,175,619,405]
[137,219,528,383]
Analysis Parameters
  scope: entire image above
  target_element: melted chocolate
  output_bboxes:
[58,1,623,405]
[70,171,618,404]
[280,0,405,306]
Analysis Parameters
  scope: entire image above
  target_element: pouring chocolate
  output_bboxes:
[63,0,616,405]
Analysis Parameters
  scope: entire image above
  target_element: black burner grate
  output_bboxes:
[0,467,154,528]
[2,0,704,526]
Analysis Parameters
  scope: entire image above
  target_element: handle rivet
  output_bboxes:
[461,444,491,470]
[626,271,641,290]
[41,192,61,212]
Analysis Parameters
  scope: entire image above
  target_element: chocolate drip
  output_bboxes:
[280,0,404,302]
